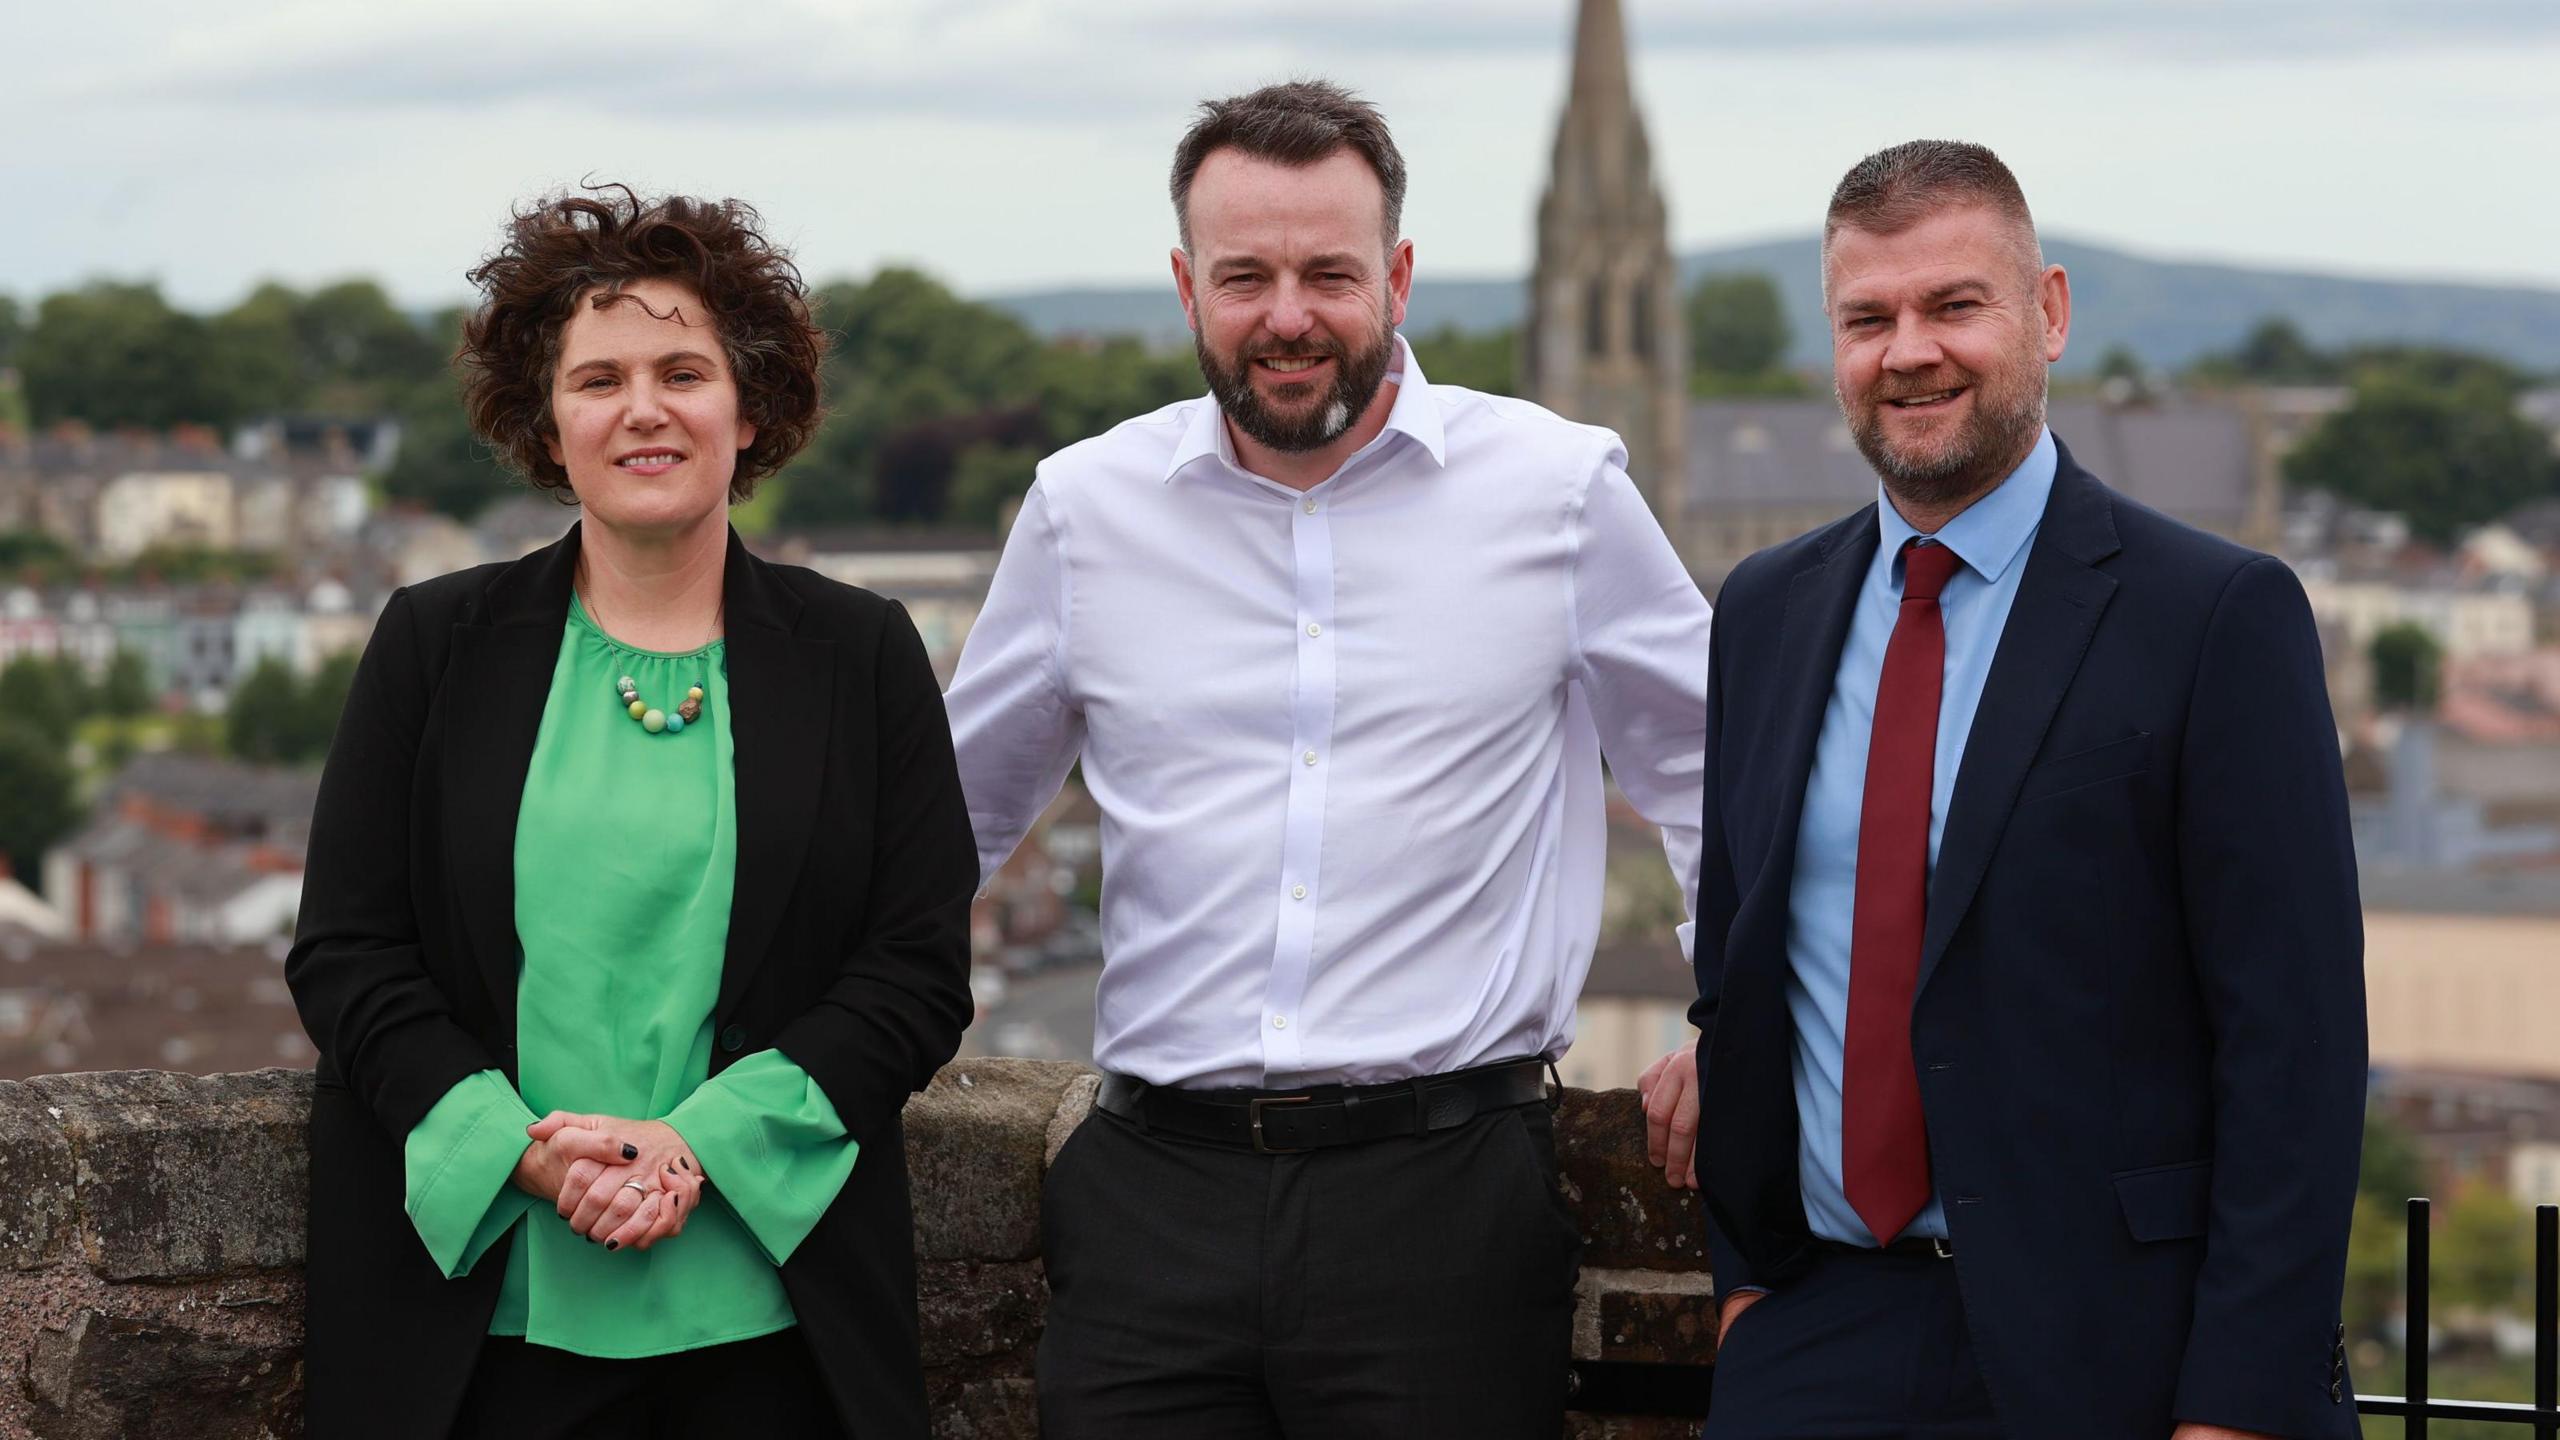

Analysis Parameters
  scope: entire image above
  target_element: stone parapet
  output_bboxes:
[0,1064,1716,1438]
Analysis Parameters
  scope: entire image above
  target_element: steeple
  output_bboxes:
[1524,0,1689,555]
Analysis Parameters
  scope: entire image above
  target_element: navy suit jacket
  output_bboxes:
[1691,440,2366,1439]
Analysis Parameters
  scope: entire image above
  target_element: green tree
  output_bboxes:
[99,649,154,718]
[291,651,361,762]
[1687,272,1791,379]
[2343,1192,2405,1341]
[0,294,23,368]
[226,657,302,764]
[2436,1183,2530,1315]
[296,280,445,409]
[2360,1104,2427,1210]
[947,443,1045,531]
[0,727,78,883]
[1408,325,1516,396]
[207,282,305,419]
[20,281,234,428]
[0,529,74,582]
[2370,623,2444,713]
[0,655,83,743]
[380,380,519,520]
[2285,374,2560,543]
[2218,316,2337,384]
[784,268,1045,527]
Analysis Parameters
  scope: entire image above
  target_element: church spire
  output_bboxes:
[1523,0,1690,558]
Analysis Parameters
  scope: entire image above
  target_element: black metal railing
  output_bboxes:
[2357,1198,2560,1435]
[1565,1198,2560,1431]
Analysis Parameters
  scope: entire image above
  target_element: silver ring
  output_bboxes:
[619,1181,649,1196]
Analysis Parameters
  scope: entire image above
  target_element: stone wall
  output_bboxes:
[0,1062,1717,1438]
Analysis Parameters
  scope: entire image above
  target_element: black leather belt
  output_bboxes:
[1094,1058,1553,1154]
[1811,1234,1956,1260]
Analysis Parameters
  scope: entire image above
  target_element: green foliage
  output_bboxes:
[225,652,357,765]
[224,658,302,764]
[21,281,235,429]
[125,543,277,585]
[2344,1192,2404,1342]
[783,269,1197,529]
[2284,372,2560,543]
[1687,272,1791,380]
[99,650,154,719]
[2360,1105,2427,1209]
[1408,325,1516,396]
[2436,1183,2530,1315]
[2370,623,2445,712]
[2215,317,2338,384]
[379,378,519,521]
[0,529,74,578]
[0,727,77,883]
[0,294,23,368]
[22,276,449,433]
[0,655,86,743]
[947,444,1045,531]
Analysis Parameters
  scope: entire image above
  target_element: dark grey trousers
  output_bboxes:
[1702,1249,2002,1439]
[1035,1098,1583,1439]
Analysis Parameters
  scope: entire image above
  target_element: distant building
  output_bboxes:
[1681,396,2277,584]
[754,529,1001,682]
[41,754,317,946]
[2300,575,2535,663]
[1523,0,1687,550]
[96,470,239,560]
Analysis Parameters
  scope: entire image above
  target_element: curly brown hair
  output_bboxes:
[458,184,827,502]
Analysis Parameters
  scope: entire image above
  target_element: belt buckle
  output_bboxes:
[1248,1094,1312,1154]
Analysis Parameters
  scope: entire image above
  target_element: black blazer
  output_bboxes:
[1691,440,2366,1439]
[287,524,976,1440]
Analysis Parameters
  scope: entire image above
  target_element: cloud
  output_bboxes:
[59,0,2560,126]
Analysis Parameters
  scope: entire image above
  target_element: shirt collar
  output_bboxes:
[1874,425,2056,585]
[1162,332,1447,484]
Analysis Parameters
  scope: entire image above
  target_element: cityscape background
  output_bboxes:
[3,3,2556,1429]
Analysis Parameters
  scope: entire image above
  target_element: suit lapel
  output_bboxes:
[442,528,581,1040]
[716,533,834,1021]
[1916,453,2122,996]
[1731,510,1878,963]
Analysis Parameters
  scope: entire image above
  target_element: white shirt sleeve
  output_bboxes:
[1569,457,1712,960]
[945,478,1086,893]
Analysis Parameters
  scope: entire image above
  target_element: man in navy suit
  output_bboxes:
[1636,141,2366,1439]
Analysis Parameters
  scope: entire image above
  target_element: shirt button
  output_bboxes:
[1291,884,1308,900]
[1303,499,1318,514]
[1305,622,1322,637]
[719,1024,746,1052]
[1303,750,1318,765]
[1272,1015,1288,1029]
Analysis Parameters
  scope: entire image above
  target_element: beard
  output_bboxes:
[1194,305,1397,455]
[1840,340,2048,512]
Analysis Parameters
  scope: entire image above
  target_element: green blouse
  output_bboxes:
[400,597,860,1358]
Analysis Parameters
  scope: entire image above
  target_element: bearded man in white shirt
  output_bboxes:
[945,79,1711,1439]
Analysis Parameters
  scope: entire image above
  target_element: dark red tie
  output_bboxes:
[1843,538,1963,1247]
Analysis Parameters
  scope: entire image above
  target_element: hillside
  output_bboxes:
[985,236,2560,374]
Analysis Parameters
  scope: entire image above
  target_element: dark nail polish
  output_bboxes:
[621,1144,638,1160]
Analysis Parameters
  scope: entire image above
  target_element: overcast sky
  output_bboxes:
[7,0,2557,314]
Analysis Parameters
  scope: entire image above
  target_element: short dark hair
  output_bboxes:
[457,183,827,502]
[1823,140,2041,279]
[1169,79,1407,252]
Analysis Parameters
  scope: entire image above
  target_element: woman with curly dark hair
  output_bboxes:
[288,185,976,1439]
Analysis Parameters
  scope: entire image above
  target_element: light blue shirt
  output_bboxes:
[1783,427,2055,1246]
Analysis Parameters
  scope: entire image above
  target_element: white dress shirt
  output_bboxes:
[946,338,1710,1088]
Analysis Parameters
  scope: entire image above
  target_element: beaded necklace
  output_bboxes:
[581,584,719,738]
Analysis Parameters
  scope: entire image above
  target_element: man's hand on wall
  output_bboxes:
[1635,1045,1701,1189]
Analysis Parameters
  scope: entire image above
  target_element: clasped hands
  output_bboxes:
[509,1112,706,1252]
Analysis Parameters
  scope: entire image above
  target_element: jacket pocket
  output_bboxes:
[2113,1158,2212,1242]
[2017,731,2152,806]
